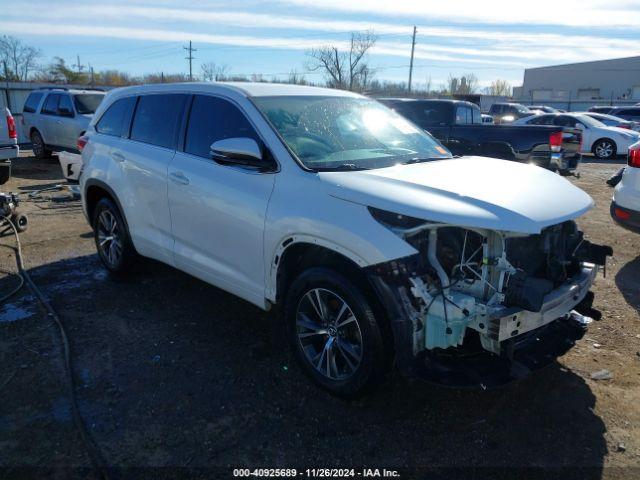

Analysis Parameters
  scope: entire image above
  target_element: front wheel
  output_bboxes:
[92,198,137,274]
[593,139,616,159]
[284,267,388,397]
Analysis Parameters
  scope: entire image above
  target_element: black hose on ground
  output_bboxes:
[0,215,110,480]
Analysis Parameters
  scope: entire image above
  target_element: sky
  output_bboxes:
[2,0,640,89]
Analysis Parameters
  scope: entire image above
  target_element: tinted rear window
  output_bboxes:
[96,96,137,137]
[615,108,640,116]
[23,92,44,113]
[130,94,187,149]
[397,103,450,128]
[73,94,104,114]
[185,95,259,158]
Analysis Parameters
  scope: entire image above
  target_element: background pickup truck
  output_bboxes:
[380,99,582,175]
[0,108,19,184]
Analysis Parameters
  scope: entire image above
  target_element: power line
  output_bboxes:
[183,40,197,81]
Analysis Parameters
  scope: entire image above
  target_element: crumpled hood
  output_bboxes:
[319,157,594,234]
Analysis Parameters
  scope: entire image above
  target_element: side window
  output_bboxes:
[23,92,44,113]
[41,93,60,115]
[554,116,575,127]
[185,95,259,158]
[96,96,137,137]
[130,94,187,149]
[528,115,551,125]
[455,106,471,125]
[57,94,74,116]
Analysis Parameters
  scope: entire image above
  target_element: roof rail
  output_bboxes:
[36,86,106,92]
[37,86,69,91]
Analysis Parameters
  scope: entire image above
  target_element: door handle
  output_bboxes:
[169,171,190,185]
[111,152,125,163]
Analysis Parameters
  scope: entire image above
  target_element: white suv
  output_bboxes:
[80,83,612,395]
[611,141,640,233]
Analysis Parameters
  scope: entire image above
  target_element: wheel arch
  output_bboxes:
[84,179,130,232]
[273,240,396,358]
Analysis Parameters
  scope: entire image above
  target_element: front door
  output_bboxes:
[168,94,276,306]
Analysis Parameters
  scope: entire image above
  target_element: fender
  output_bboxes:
[265,234,370,302]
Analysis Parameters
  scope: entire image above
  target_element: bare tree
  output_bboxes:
[0,35,41,81]
[307,31,377,91]
[200,62,229,82]
[445,73,479,95]
[483,79,512,97]
[287,69,308,85]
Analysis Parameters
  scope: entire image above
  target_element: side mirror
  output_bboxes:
[210,137,267,169]
[58,107,74,117]
[575,123,585,130]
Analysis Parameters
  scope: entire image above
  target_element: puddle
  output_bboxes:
[0,303,35,323]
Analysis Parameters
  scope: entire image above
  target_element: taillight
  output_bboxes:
[618,124,631,129]
[77,135,88,152]
[549,131,563,152]
[614,207,631,220]
[6,114,16,139]
[628,143,640,168]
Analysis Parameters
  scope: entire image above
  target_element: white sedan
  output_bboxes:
[513,113,640,159]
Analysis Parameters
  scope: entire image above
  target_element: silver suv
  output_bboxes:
[22,88,105,158]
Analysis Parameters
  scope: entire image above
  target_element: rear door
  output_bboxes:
[121,93,188,264]
[39,93,61,145]
[56,94,78,149]
[168,94,276,306]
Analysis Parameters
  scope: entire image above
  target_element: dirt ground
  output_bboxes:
[0,151,639,479]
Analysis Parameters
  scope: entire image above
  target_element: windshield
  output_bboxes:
[253,96,452,171]
[73,94,104,114]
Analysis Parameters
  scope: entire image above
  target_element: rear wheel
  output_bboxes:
[284,267,388,397]
[92,198,136,274]
[593,138,616,159]
[30,130,52,159]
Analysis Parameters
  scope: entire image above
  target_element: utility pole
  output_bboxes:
[408,26,417,93]
[73,54,85,74]
[184,41,197,81]
[89,64,95,87]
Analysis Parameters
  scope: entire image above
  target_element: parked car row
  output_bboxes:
[380,98,581,174]
[512,112,640,159]
[76,82,613,394]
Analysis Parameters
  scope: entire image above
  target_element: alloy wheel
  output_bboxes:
[296,288,363,381]
[595,141,614,158]
[97,209,122,267]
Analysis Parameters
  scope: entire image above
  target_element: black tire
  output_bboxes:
[12,213,28,233]
[592,138,616,159]
[92,198,136,274]
[284,267,388,397]
[30,130,52,159]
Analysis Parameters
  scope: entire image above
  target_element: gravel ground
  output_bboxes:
[0,152,638,479]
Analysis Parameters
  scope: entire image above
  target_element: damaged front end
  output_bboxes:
[366,207,613,388]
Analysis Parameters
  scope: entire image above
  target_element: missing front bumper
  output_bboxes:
[481,264,597,343]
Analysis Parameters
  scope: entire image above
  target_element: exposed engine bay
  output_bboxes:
[367,207,612,384]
